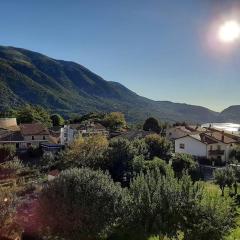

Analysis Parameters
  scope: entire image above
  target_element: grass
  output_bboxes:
[199,181,240,240]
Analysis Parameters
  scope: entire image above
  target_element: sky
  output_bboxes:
[0,0,240,112]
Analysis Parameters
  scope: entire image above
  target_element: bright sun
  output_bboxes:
[218,20,240,43]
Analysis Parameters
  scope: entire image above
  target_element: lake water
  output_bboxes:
[201,123,240,134]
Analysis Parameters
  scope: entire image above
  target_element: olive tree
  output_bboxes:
[37,168,128,240]
[124,169,234,240]
[145,134,172,160]
[214,167,236,196]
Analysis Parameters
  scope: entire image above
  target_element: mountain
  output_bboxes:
[218,106,240,123]
[0,46,238,123]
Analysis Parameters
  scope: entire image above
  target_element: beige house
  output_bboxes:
[19,123,50,148]
[0,119,50,150]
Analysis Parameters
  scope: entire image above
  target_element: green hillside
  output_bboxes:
[0,46,238,123]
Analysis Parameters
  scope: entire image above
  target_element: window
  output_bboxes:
[217,145,221,150]
[180,143,185,149]
[32,136,35,140]
[43,136,46,140]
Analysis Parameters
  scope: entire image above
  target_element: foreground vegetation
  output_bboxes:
[1,111,240,239]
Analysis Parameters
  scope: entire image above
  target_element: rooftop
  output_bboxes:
[20,123,49,136]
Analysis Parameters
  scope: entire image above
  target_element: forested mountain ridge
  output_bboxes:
[0,46,239,123]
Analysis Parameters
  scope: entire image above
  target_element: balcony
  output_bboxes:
[208,150,225,155]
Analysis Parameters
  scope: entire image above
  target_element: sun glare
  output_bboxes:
[218,20,240,43]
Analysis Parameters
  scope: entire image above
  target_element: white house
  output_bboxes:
[175,130,239,163]
[175,135,207,157]
[60,122,108,145]
[60,124,78,145]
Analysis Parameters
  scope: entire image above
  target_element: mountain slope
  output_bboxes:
[0,46,236,123]
[218,106,240,123]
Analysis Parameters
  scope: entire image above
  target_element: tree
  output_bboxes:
[214,168,227,196]
[107,138,135,184]
[0,108,16,118]
[37,168,128,240]
[59,134,109,170]
[131,138,149,158]
[171,153,198,178]
[230,146,240,162]
[124,169,234,240]
[145,134,172,160]
[103,112,126,131]
[143,117,161,134]
[132,156,170,176]
[50,114,64,126]
[16,104,52,127]
[214,167,236,196]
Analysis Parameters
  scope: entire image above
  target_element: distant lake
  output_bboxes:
[201,123,240,133]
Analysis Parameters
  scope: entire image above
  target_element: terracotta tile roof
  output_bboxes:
[0,130,23,142]
[69,124,83,130]
[48,169,60,177]
[199,133,219,144]
[93,123,106,130]
[20,123,49,136]
[204,131,238,144]
[115,130,154,140]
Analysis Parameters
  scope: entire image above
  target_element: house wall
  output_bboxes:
[0,118,17,128]
[60,126,76,145]
[22,135,49,147]
[207,142,236,162]
[24,135,49,141]
[175,136,207,157]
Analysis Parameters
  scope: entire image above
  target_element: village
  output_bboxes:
[0,116,239,168]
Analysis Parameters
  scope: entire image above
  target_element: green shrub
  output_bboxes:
[37,168,129,240]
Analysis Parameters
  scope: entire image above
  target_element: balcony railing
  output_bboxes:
[208,150,225,155]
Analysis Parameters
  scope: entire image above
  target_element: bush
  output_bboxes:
[145,134,172,160]
[27,146,43,158]
[171,153,197,177]
[37,168,128,240]
[59,135,109,170]
[0,144,16,162]
[1,157,24,173]
[133,156,169,176]
[121,169,234,240]
[0,188,16,231]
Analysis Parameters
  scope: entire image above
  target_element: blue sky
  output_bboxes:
[0,0,240,111]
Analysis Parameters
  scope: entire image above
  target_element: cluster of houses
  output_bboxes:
[60,122,109,145]
[0,118,109,155]
[167,125,240,164]
[1,117,240,166]
[0,118,52,150]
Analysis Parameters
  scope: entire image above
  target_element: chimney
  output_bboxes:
[222,131,224,142]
